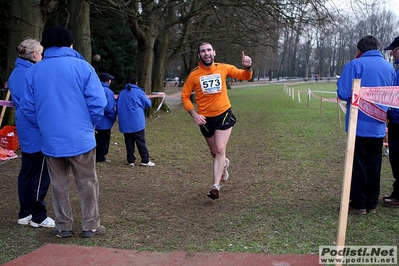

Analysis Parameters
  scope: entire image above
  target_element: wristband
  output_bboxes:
[245,66,252,70]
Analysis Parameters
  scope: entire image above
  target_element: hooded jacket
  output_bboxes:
[337,50,396,137]
[117,83,151,133]
[20,47,107,157]
[8,57,41,153]
[95,82,117,130]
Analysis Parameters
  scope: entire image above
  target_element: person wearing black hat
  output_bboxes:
[20,26,107,238]
[95,73,117,163]
[382,37,399,207]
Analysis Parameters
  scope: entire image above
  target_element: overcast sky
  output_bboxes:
[329,0,398,17]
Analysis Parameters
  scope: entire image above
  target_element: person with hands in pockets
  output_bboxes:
[181,42,253,200]
[117,73,155,167]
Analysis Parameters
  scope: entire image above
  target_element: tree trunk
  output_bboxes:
[7,0,45,77]
[69,0,92,62]
[4,0,46,126]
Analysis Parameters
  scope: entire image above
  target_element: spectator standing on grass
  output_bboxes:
[337,35,396,214]
[181,42,252,200]
[117,73,155,167]
[20,26,107,238]
[382,36,399,207]
[95,73,117,163]
[8,38,55,228]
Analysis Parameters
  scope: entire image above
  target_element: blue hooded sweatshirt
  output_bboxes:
[337,50,396,137]
[95,82,116,130]
[117,83,151,133]
[20,47,107,157]
[8,57,41,153]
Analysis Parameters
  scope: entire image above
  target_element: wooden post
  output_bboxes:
[298,91,301,103]
[0,89,10,126]
[307,89,310,109]
[335,79,361,266]
[337,98,342,130]
[320,94,323,116]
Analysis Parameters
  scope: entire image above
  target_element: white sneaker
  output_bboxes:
[128,163,135,166]
[30,217,55,228]
[140,161,155,167]
[17,215,32,225]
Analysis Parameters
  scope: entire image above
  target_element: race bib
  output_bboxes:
[200,74,222,94]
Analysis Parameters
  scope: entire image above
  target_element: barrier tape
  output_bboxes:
[360,86,399,108]
[2,92,167,113]
[0,100,14,107]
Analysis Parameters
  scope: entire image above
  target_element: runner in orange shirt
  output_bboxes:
[181,42,253,199]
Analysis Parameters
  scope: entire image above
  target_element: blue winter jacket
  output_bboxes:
[337,50,396,137]
[387,60,399,124]
[8,58,41,153]
[20,47,107,157]
[117,84,151,133]
[95,82,116,130]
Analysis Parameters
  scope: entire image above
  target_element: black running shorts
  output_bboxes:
[199,108,236,138]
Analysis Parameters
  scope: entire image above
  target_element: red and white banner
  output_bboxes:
[358,98,386,122]
[360,86,399,108]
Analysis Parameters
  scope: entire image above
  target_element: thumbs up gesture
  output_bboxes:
[241,51,252,67]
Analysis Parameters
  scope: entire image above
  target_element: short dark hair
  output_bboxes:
[126,73,137,84]
[197,42,213,53]
[357,35,381,52]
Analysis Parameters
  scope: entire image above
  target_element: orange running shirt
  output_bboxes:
[181,62,252,117]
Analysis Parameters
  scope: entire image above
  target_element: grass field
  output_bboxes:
[1,81,398,265]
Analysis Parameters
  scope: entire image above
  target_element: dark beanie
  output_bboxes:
[40,26,74,50]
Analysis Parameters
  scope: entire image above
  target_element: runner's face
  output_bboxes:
[198,44,215,66]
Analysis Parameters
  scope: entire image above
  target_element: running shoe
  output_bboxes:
[17,214,32,225]
[140,161,155,167]
[221,158,230,182]
[82,225,106,238]
[30,217,55,228]
[51,228,73,238]
[207,184,220,200]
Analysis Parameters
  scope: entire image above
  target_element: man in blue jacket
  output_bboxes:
[20,27,107,237]
[337,35,396,215]
[95,73,117,163]
[382,36,399,207]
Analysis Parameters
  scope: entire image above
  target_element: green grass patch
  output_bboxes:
[1,81,398,264]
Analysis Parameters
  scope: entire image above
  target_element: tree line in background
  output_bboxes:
[0,0,398,126]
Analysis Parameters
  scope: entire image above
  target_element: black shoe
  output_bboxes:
[207,185,220,200]
[82,225,106,238]
[348,206,366,215]
[51,228,73,238]
[383,194,396,201]
[383,198,399,207]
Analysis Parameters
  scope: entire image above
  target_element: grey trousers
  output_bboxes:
[46,148,101,231]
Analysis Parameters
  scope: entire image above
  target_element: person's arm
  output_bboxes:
[85,70,107,127]
[188,108,206,125]
[336,62,356,102]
